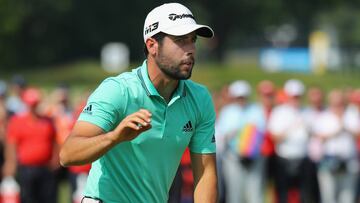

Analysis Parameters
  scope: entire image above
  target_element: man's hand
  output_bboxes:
[112,109,152,143]
[60,109,152,166]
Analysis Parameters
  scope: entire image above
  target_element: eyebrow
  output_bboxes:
[171,34,197,41]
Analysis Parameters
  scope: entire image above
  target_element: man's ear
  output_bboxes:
[145,38,158,56]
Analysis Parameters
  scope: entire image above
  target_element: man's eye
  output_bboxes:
[175,38,186,43]
[174,37,196,44]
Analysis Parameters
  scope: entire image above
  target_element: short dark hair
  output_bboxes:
[143,32,167,57]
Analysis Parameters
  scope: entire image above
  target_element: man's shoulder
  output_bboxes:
[88,70,137,102]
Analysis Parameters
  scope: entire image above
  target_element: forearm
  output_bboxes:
[60,110,152,166]
[59,131,118,166]
[191,153,218,203]
[193,171,218,203]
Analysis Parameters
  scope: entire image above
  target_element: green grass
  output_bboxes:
[3,60,360,94]
[2,60,109,90]
[191,63,360,92]
[2,60,360,111]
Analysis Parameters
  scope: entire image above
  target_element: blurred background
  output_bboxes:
[1,0,360,89]
[1,0,360,203]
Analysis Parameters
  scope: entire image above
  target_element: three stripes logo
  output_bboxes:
[182,120,193,132]
[83,104,92,115]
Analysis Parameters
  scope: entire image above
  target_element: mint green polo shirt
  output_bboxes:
[78,60,216,203]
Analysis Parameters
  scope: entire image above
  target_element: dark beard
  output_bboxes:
[157,62,193,80]
[155,48,194,80]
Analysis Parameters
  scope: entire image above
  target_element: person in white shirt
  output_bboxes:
[305,87,326,161]
[216,80,250,203]
[303,86,325,203]
[217,80,266,203]
[268,79,310,203]
[312,89,359,203]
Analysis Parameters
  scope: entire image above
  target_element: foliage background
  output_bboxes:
[2,0,360,69]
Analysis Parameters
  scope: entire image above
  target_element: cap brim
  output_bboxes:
[163,24,214,38]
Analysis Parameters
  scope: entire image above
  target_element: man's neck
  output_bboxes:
[146,59,179,103]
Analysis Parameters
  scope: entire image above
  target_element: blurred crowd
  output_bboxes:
[0,75,90,203]
[211,79,360,203]
[0,74,360,203]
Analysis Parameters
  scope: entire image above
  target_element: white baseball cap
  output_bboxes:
[284,79,305,97]
[228,80,251,98]
[143,3,214,43]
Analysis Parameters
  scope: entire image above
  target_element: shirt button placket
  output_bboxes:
[162,104,167,138]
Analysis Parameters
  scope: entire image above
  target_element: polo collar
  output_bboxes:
[137,60,187,98]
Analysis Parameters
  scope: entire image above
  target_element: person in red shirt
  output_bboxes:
[2,87,59,203]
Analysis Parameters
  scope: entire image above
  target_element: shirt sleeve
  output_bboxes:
[78,78,127,132]
[189,89,216,154]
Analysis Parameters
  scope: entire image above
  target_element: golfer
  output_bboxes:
[60,3,218,203]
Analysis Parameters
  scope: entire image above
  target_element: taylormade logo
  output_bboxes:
[168,13,194,21]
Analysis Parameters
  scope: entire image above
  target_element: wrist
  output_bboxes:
[107,130,124,145]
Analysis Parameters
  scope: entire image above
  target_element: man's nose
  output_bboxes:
[185,42,195,56]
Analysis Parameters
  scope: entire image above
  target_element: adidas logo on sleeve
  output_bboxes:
[83,104,93,115]
[182,120,193,132]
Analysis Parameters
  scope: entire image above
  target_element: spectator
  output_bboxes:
[217,80,267,203]
[212,85,230,203]
[46,83,74,145]
[257,80,276,157]
[45,84,80,202]
[257,80,277,203]
[3,87,59,203]
[313,89,359,203]
[304,86,325,203]
[268,79,310,203]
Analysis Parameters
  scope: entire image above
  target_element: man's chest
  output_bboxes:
[124,96,197,150]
